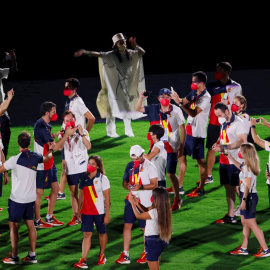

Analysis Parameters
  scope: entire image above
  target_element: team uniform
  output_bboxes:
[239,164,258,219]
[65,94,90,128]
[144,208,169,261]
[149,141,167,187]
[144,104,185,174]
[33,118,57,189]
[184,89,211,159]
[206,79,242,149]
[264,141,270,186]
[60,129,90,185]
[123,159,158,228]
[218,114,246,186]
[79,172,110,233]
[4,150,43,222]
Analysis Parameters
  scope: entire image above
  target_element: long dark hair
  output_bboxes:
[152,187,172,243]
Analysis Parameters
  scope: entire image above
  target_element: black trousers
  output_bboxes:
[0,113,11,158]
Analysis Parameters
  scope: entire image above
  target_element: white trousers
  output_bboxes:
[106,117,133,134]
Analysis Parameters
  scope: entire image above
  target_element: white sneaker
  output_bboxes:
[125,132,134,137]
[107,132,120,138]
[234,204,241,216]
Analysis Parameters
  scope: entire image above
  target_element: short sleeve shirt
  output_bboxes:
[79,172,110,215]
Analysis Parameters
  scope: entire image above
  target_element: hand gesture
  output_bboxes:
[74,49,84,57]
[7,89,14,100]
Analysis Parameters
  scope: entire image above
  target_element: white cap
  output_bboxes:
[130,145,145,158]
[112,33,126,47]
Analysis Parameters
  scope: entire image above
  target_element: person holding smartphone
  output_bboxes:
[250,117,270,206]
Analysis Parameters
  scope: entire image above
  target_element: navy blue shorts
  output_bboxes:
[240,192,258,219]
[8,199,35,222]
[124,199,146,228]
[184,135,205,159]
[67,172,85,186]
[81,213,106,234]
[158,180,166,188]
[219,164,240,186]
[145,235,169,261]
[206,124,220,149]
[61,148,65,160]
[36,163,58,189]
[167,152,178,174]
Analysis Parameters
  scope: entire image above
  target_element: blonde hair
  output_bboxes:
[152,187,172,243]
[234,95,247,111]
[240,143,260,175]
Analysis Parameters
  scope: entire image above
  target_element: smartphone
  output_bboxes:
[143,91,152,97]
[256,118,261,123]
[223,93,228,100]
[267,162,270,173]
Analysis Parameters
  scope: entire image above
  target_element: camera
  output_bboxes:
[143,91,152,97]
[256,119,261,123]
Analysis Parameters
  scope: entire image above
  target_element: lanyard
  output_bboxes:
[131,159,145,185]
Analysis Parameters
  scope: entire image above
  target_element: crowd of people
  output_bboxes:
[1,33,270,269]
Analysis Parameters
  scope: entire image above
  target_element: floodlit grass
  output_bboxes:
[1,116,270,269]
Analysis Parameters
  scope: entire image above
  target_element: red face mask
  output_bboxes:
[190,83,198,90]
[215,72,223,80]
[133,160,141,168]
[231,104,239,113]
[50,113,58,121]
[160,98,170,106]
[238,151,243,159]
[63,88,72,96]
[65,120,75,130]
[87,165,96,173]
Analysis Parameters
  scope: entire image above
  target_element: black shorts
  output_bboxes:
[206,124,220,149]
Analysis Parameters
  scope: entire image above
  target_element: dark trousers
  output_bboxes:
[0,114,11,158]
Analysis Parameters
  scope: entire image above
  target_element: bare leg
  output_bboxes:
[59,160,67,194]
[82,232,92,261]
[178,155,186,189]
[247,219,268,249]
[206,149,216,176]
[69,185,79,215]
[9,221,19,256]
[225,184,236,217]
[147,260,160,270]
[197,158,206,190]
[99,233,108,255]
[47,181,59,215]
[123,223,133,251]
[35,188,44,220]
[168,173,179,199]
[241,216,251,248]
[24,219,37,252]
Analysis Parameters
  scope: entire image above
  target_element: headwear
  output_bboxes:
[158,88,171,96]
[130,145,145,158]
[112,33,126,47]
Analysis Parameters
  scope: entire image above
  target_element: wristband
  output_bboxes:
[139,184,144,190]
[81,134,86,137]
[251,125,256,129]
[242,197,247,201]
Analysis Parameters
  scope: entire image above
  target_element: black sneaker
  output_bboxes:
[22,254,38,263]
[57,192,66,200]
[216,214,237,224]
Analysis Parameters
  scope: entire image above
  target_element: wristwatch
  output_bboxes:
[242,197,247,201]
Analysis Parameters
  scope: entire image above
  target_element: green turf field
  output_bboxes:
[1,117,270,269]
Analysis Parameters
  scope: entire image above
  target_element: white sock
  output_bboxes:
[29,251,36,257]
[58,192,63,195]
[123,250,129,256]
[46,214,53,219]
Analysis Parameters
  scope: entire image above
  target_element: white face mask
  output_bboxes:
[218,117,226,125]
